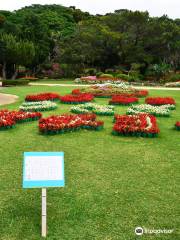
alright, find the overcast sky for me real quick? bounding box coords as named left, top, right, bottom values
left=0, top=0, right=179, bottom=19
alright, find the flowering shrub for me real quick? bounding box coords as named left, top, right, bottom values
left=60, top=93, right=94, bottom=104
left=109, top=95, right=138, bottom=105
left=72, top=84, right=148, bottom=98
left=19, top=101, right=57, bottom=112
left=76, top=76, right=124, bottom=84
left=126, top=104, right=174, bottom=117
left=145, top=97, right=176, bottom=106
left=39, top=114, right=104, bottom=134
left=175, top=122, right=180, bottom=131
left=0, top=110, right=42, bottom=130
left=25, top=93, right=60, bottom=102
left=113, top=114, right=159, bottom=137
left=71, top=103, right=115, bottom=116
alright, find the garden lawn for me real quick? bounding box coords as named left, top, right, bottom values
left=0, top=85, right=179, bottom=240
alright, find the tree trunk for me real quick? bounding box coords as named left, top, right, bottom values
left=2, top=62, right=6, bottom=79
left=11, top=64, right=18, bottom=80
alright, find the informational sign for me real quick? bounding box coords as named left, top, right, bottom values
left=23, top=152, right=65, bottom=188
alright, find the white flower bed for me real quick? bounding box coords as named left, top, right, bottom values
left=19, top=101, right=57, bottom=112
left=126, top=104, right=175, bottom=117
left=71, top=103, right=115, bottom=116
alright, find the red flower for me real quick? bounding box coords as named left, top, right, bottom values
left=0, top=109, right=42, bottom=130
left=39, top=114, right=104, bottom=134
left=60, top=93, right=94, bottom=104
left=113, top=114, right=159, bottom=137
left=109, top=95, right=138, bottom=105
left=145, top=97, right=175, bottom=105
left=25, top=93, right=60, bottom=101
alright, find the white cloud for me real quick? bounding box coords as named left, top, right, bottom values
left=0, top=0, right=179, bottom=19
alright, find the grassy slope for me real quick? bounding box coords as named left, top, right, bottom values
left=0, top=85, right=179, bottom=240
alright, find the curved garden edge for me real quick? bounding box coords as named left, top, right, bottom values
left=29, top=82, right=180, bottom=91
left=0, top=93, right=19, bottom=106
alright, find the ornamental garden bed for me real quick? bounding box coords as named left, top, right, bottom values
left=0, top=110, right=42, bottom=130
left=175, top=122, right=180, bottom=131
left=25, top=93, right=60, bottom=102
left=109, top=95, right=138, bottom=105
left=126, top=104, right=175, bottom=117
left=112, top=114, right=159, bottom=137
left=72, top=83, right=148, bottom=98
left=39, top=114, right=104, bottom=135
left=145, top=97, right=176, bottom=106
left=60, top=93, right=94, bottom=104
left=71, top=103, right=114, bottom=116
left=19, top=101, right=57, bottom=112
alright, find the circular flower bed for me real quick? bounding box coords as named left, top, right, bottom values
left=145, top=97, right=176, bottom=106
left=126, top=104, right=173, bottom=117
left=0, top=110, right=42, bottom=130
left=112, top=114, right=159, bottom=137
left=109, top=95, right=138, bottom=105
left=72, top=83, right=148, bottom=98
left=175, top=122, right=180, bottom=131
left=19, top=101, right=57, bottom=112
left=25, top=93, right=60, bottom=102
left=39, top=114, right=104, bottom=135
left=60, top=93, right=94, bottom=104
left=71, top=103, right=114, bottom=116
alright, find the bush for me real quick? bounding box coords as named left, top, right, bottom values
left=2, top=79, right=30, bottom=86
left=169, top=74, right=180, bottom=82
left=100, top=73, right=114, bottom=78
left=96, top=72, right=104, bottom=77
left=105, top=69, right=115, bottom=75
left=84, top=68, right=97, bottom=76
left=116, top=73, right=129, bottom=81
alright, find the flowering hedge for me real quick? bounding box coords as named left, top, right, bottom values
left=175, top=122, right=180, bottom=131
left=0, top=110, right=42, bottom=130
left=112, top=114, right=159, bottom=137
left=71, top=103, right=115, bottom=116
left=25, top=93, right=60, bottom=102
left=19, top=101, right=57, bottom=112
left=109, top=95, right=138, bottom=105
left=145, top=97, right=176, bottom=106
left=60, top=93, right=94, bottom=104
left=72, top=83, right=148, bottom=98
left=75, top=76, right=123, bottom=84
left=126, top=104, right=174, bottom=117
left=39, top=114, right=104, bottom=134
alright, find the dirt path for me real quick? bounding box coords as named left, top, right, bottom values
left=29, top=82, right=180, bottom=91
left=0, top=93, right=18, bottom=106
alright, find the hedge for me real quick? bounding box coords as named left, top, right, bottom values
left=2, top=79, right=30, bottom=86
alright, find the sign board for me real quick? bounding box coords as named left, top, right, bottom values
left=23, top=152, right=64, bottom=188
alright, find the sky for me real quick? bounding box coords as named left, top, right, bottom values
left=0, top=0, right=179, bottom=19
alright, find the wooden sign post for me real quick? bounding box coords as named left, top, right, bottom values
left=23, top=152, right=65, bottom=238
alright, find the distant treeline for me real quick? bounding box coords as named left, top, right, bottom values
left=0, top=4, right=179, bottom=79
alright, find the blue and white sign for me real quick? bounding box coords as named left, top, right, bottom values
left=23, top=152, right=65, bottom=188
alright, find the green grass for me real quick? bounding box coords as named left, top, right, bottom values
left=0, top=85, right=179, bottom=240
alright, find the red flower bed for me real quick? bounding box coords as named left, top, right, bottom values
left=145, top=97, right=175, bottom=105
left=39, top=113, right=104, bottom=134
left=72, top=88, right=148, bottom=98
left=136, top=90, right=149, bottom=97
left=175, top=122, right=180, bottom=131
left=0, top=110, right=42, bottom=130
left=60, top=93, right=94, bottom=104
left=109, top=95, right=138, bottom=105
left=113, top=114, right=159, bottom=137
left=25, top=93, right=60, bottom=102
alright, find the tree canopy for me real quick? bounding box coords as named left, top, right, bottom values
left=0, top=4, right=179, bottom=79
